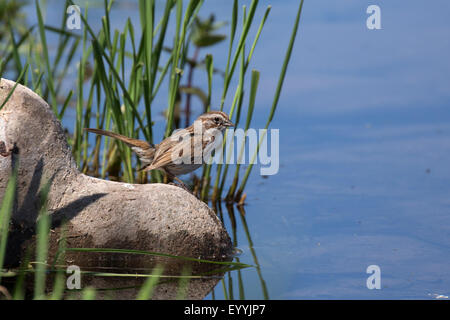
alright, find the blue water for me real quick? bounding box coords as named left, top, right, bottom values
left=20, top=0, right=450, bottom=299
left=205, top=0, right=450, bottom=300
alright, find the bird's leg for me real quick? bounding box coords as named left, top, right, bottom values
left=173, top=176, right=190, bottom=191
left=166, top=172, right=192, bottom=194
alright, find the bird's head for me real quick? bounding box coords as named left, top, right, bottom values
left=197, top=111, right=234, bottom=132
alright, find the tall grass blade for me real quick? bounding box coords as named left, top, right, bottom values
left=35, top=0, right=57, bottom=113
left=200, top=54, right=214, bottom=200
left=227, top=69, right=259, bottom=200
left=0, top=160, right=18, bottom=284
left=12, top=250, right=32, bottom=300
left=68, top=0, right=147, bottom=139
left=0, top=63, right=29, bottom=111
left=213, top=4, right=269, bottom=201
left=176, top=265, right=191, bottom=300
left=245, top=5, right=271, bottom=70
left=33, top=178, right=53, bottom=300
left=165, top=0, right=203, bottom=137
left=142, top=0, right=155, bottom=139
left=237, top=205, right=269, bottom=299
left=216, top=32, right=247, bottom=200
left=136, top=265, right=164, bottom=300
left=7, top=21, right=23, bottom=75
left=222, top=0, right=238, bottom=85
left=49, top=226, right=67, bottom=300
left=236, top=0, right=304, bottom=200
left=81, top=287, right=96, bottom=300
left=220, top=0, right=259, bottom=108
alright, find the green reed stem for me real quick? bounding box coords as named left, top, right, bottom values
left=82, top=287, right=97, bottom=300
left=35, top=0, right=57, bottom=114
left=0, top=161, right=18, bottom=284
left=69, top=0, right=148, bottom=141
left=34, top=179, right=52, bottom=300
left=220, top=0, right=259, bottom=109
left=220, top=0, right=238, bottom=105
left=136, top=265, right=164, bottom=300
left=200, top=54, right=214, bottom=200
left=0, top=63, right=28, bottom=111
left=176, top=265, right=192, bottom=300
left=236, top=205, right=269, bottom=299
left=213, top=5, right=270, bottom=202
left=235, top=0, right=305, bottom=200
left=165, top=0, right=203, bottom=137
left=227, top=70, right=259, bottom=200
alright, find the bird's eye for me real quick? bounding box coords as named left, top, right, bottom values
left=214, top=117, right=220, bottom=123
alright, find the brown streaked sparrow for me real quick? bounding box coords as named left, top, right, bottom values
left=85, top=111, right=234, bottom=190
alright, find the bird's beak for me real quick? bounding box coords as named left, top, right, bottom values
left=225, top=120, right=234, bottom=127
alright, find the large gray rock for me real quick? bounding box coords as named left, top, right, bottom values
left=0, top=78, right=233, bottom=299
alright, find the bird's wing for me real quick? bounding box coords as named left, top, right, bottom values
left=142, top=130, right=196, bottom=171
left=143, top=137, right=179, bottom=171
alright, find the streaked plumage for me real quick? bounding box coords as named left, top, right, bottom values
left=85, top=111, right=234, bottom=188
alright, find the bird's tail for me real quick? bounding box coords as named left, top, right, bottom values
left=84, top=128, right=156, bottom=164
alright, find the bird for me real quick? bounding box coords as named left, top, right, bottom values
left=84, top=111, right=234, bottom=190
